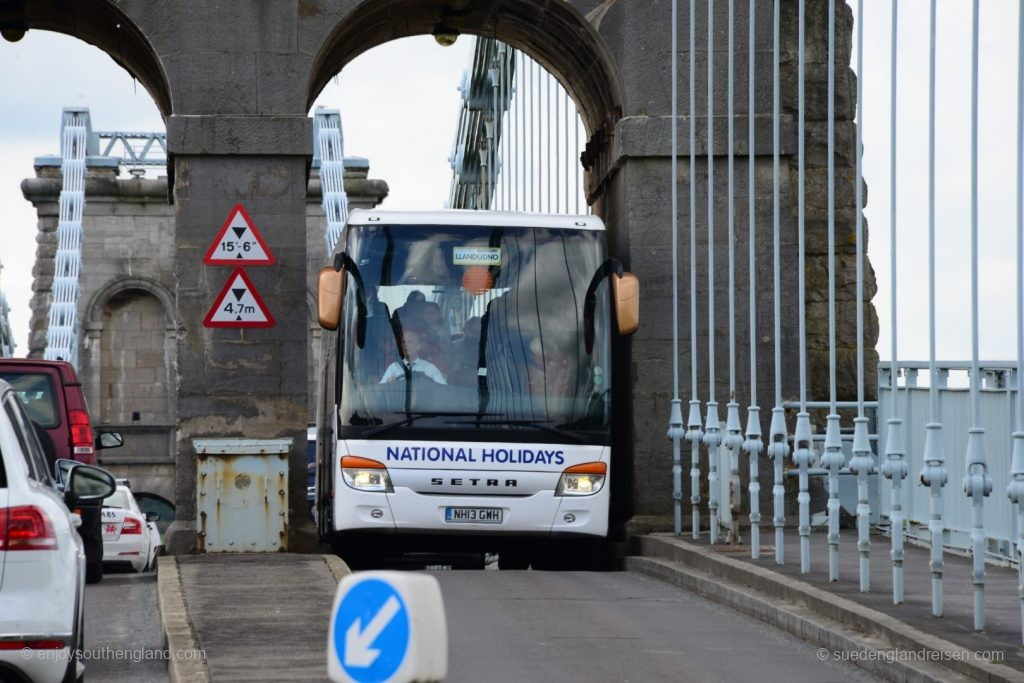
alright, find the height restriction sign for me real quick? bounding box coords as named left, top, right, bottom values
left=203, top=268, right=275, bottom=328
left=203, top=203, right=276, bottom=265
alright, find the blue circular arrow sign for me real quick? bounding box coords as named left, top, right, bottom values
left=333, top=578, right=410, bottom=682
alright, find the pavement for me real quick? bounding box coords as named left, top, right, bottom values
left=158, top=553, right=349, bottom=682
left=631, top=529, right=1024, bottom=682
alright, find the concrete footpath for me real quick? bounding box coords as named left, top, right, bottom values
left=631, top=531, right=1024, bottom=682
left=157, top=554, right=349, bottom=682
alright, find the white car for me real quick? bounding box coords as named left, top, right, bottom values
left=0, top=378, right=116, bottom=683
left=101, top=484, right=159, bottom=573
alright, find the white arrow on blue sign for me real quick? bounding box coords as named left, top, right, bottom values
left=328, top=571, right=447, bottom=683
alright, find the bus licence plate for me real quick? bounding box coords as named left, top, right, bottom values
left=444, top=507, right=503, bottom=524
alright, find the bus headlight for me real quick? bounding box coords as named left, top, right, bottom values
left=340, top=456, right=393, bottom=493
left=555, top=462, right=607, bottom=496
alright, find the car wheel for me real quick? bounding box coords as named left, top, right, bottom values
left=85, top=559, right=103, bottom=584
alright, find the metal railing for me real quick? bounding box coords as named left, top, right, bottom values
left=665, top=0, right=1024, bottom=641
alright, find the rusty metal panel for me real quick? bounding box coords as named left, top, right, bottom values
left=194, top=439, right=291, bottom=553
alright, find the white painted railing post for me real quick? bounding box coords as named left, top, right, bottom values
left=849, top=416, right=873, bottom=592
left=793, top=411, right=814, bottom=573
left=769, top=407, right=789, bottom=565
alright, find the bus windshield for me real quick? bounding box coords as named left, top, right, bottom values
left=335, top=223, right=612, bottom=445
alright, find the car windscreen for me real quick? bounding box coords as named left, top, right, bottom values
left=0, top=372, right=59, bottom=428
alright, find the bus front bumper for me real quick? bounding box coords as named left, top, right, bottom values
left=333, top=484, right=609, bottom=538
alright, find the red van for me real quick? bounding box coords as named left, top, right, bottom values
left=0, top=359, right=121, bottom=582
left=0, top=358, right=96, bottom=465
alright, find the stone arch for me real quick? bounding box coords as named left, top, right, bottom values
left=80, top=278, right=178, bottom=507
left=306, top=0, right=622, bottom=140
left=86, top=277, right=176, bottom=328
left=10, top=0, right=173, bottom=115
left=82, top=278, right=176, bottom=439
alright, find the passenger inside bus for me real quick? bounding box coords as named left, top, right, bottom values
left=449, top=316, right=483, bottom=386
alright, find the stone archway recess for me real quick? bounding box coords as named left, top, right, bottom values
left=83, top=280, right=178, bottom=504
left=7, top=1, right=862, bottom=550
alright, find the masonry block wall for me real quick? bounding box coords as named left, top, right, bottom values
left=21, top=162, right=387, bottom=507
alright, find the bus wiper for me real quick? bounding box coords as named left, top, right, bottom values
left=444, top=419, right=585, bottom=443
left=362, top=412, right=501, bottom=438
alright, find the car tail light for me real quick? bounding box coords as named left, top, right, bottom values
left=69, top=409, right=95, bottom=460
left=0, top=640, right=65, bottom=650
left=0, top=505, right=58, bottom=550
left=121, top=516, right=143, bottom=535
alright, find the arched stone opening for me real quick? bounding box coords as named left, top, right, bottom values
left=306, top=0, right=623, bottom=206
left=9, top=0, right=172, bottom=115
left=82, top=279, right=177, bottom=504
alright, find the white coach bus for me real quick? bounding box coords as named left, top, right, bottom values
left=313, top=210, right=638, bottom=569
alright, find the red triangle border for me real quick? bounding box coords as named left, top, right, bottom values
left=203, top=203, right=277, bottom=266
left=203, top=267, right=276, bottom=328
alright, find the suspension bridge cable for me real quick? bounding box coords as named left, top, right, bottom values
left=687, top=0, right=704, bottom=540
left=705, top=0, right=722, bottom=545
left=964, top=0, right=993, bottom=631
left=794, top=0, right=814, bottom=575
left=821, top=0, right=845, bottom=583
left=743, top=0, right=763, bottom=560
left=669, top=0, right=684, bottom=538
left=919, top=0, right=948, bottom=618
left=769, top=0, right=788, bottom=565
left=882, top=0, right=909, bottom=607
left=724, top=0, right=743, bottom=546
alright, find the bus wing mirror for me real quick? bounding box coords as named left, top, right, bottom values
left=612, top=272, right=639, bottom=336
left=317, top=266, right=345, bottom=330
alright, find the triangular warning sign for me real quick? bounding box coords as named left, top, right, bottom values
left=203, top=268, right=275, bottom=328
left=203, top=204, right=276, bottom=266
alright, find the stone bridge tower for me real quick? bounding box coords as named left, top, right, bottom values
left=6, top=0, right=873, bottom=551
left=22, top=149, right=388, bottom=505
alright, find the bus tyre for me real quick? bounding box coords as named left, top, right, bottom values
left=497, top=548, right=530, bottom=570
left=331, top=534, right=384, bottom=570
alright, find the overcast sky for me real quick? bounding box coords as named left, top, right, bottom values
left=0, top=1, right=1021, bottom=368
